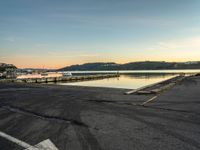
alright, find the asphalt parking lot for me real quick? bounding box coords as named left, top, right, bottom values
left=0, top=76, right=200, bottom=150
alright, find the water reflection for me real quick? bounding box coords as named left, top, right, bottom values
left=17, top=70, right=200, bottom=89
left=56, top=74, right=177, bottom=89
left=123, top=73, right=175, bottom=79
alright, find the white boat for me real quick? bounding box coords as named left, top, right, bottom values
left=62, top=72, right=72, bottom=77
left=41, top=72, right=48, bottom=76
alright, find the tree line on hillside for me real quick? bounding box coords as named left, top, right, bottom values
left=0, top=63, right=17, bottom=72
left=58, top=61, right=200, bottom=71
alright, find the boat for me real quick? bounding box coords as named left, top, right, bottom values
left=0, top=73, right=3, bottom=77
left=41, top=72, right=48, bottom=76
left=62, top=72, right=72, bottom=77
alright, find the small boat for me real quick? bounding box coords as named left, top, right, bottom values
left=41, top=72, right=48, bottom=76
left=62, top=72, right=72, bottom=77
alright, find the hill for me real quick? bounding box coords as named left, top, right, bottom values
left=0, top=63, right=17, bottom=72
left=58, top=61, right=200, bottom=71
left=59, top=62, right=120, bottom=71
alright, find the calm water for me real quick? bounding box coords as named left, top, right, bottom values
left=18, top=69, right=200, bottom=89
left=56, top=74, right=177, bottom=89
left=69, top=69, right=200, bottom=74
left=55, top=69, right=200, bottom=89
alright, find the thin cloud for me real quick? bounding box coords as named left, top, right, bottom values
left=47, top=51, right=101, bottom=58
left=35, top=43, right=48, bottom=47
left=4, top=37, right=15, bottom=42
left=148, top=36, right=200, bottom=51
left=0, top=56, right=7, bottom=59
left=4, top=36, right=24, bottom=42
left=48, top=12, right=176, bottom=27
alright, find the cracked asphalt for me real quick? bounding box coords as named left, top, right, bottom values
left=0, top=76, right=200, bottom=150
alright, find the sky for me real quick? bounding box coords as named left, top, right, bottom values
left=0, top=0, right=200, bottom=69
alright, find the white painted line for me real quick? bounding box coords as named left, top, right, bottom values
left=0, top=131, right=59, bottom=150
left=26, top=139, right=59, bottom=150
left=0, top=131, right=32, bottom=149
left=142, top=96, right=158, bottom=106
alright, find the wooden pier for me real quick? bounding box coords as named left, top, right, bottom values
left=4, top=74, right=120, bottom=83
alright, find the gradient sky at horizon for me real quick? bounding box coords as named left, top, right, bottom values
left=1, top=0, right=200, bottom=68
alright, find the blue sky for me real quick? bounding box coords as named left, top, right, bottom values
left=0, top=0, right=200, bottom=68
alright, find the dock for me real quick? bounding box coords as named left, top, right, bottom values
left=0, top=74, right=120, bottom=83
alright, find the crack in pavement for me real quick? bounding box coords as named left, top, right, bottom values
left=88, top=99, right=200, bottom=115
left=0, top=103, right=103, bottom=150
left=0, top=104, right=88, bottom=128
left=90, top=103, right=200, bottom=149
left=143, top=105, right=200, bottom=115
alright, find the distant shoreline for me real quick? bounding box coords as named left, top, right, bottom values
left=59, top=61, right=200, bottom=71
left=60, top=69, right=200, bottom=74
